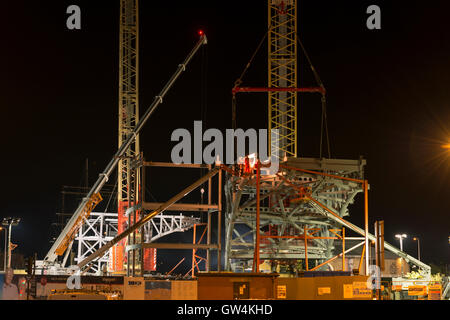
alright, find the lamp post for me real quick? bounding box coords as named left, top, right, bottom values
left=2, top=217, right=21, bottom=269
left=395, top=234, right=407, bottom=276
left=1, top=226, right=5, bottom=272
left=395, top=234, right=407, bottom=251
left=413, top=237, right=421, bottom=261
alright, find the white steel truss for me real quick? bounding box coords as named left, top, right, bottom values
left=75, top=212, right=118, bottom=275
left=143, top=214, right=201, bottom=243
left=75, top=212, right=200, bottom=275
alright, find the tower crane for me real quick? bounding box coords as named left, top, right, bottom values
left=116, top=0, right=140, bottom=274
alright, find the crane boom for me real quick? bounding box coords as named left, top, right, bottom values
left=44, top=33, right=208, bottom=263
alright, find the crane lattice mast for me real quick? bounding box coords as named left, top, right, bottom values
left=116, top=0, right=140, bottom=273
left=268, top=0, right=298, bottom=159
left=118, top=0, right=140, bottom=206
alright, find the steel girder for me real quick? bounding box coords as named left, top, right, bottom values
left=142, top=214, right=200, bottom=243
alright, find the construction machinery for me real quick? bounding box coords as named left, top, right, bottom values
left=116, top=0, right=142, bottom=274
left=40, top=1, right=209, bottom=277
left=225, top=0, right=431, bottom=277
left=41, top=0, right=431, bottom=284
left=43, top=27, right=208, bottom=273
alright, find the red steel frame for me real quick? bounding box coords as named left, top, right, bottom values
left=231, top=86, right=326, bottom=95
left=278, top=164, right=370, bottom=274
left=252, top=160, right=261, bottom=272
left=189, top=223, right=208, bottom=277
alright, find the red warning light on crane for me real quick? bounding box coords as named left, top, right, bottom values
left=198, top=30, right=204, bottom=36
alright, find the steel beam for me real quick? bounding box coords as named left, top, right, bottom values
left=142, top=202, right=218, bottom=212
left=128, top=243, right=219, bottom=250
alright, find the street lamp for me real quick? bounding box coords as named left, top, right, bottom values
left=395, top=234, right=407, bottom=251
left=413, top=237, right=421, bottom=261
left=2, top=217, right=21, bottom=269
left=395, top=234, right=407, bottom=276
left=0, top=226, right=5, bottom=271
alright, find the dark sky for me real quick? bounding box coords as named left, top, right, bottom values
left=1, top=1, right=449, bottom=270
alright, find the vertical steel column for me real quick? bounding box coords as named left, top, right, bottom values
left=7, top=224, right=12, bottom=268
left=133, top=207, right=136, bottom=276
left=127, top=208, right=131, bottom=276
left=304, top=225, right=308, bottom=271
left=342, top=227, right=345, bottom=271
left=139, top=158, right=145, bottom=276
left=253, top=161, right=261, bottom=272
left=207, top=164, right=212, bottom=271
left=217, top=168, right=222, bottom=271
left=192, top=224, right=197, bottom=277
left=364, top=180, right=369, bottom=275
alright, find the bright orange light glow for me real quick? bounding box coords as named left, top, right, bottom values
left=441, top=144, right=450, bottom=149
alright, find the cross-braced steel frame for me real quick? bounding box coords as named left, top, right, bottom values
left=75, top=212, right=118, bottom=275
left=224, top=157, right=367, bottom=272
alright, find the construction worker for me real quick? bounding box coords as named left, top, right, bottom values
left=2, top=267, right=19, bottom=300
left=244, top=156, right=251, bottom=174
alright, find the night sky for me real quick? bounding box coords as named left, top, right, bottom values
left=1, top=1, right=449, bottom=271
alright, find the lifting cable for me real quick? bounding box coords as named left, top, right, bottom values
left=296, top=33, right=331, bottom=159
left=234, top=29, right=270, bottom=89
left=232, top=28, right=271, bottom=130
left=103, top=175, right=118, bottom=213
left=231, top=25, right=332, bottom=160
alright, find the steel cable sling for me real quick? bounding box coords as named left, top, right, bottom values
left=230, top=24, right=331, bottom=159
left=295, top=33, right=331, bottom=159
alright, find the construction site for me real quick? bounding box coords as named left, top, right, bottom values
left=1, top=1, right=449, bottom=302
